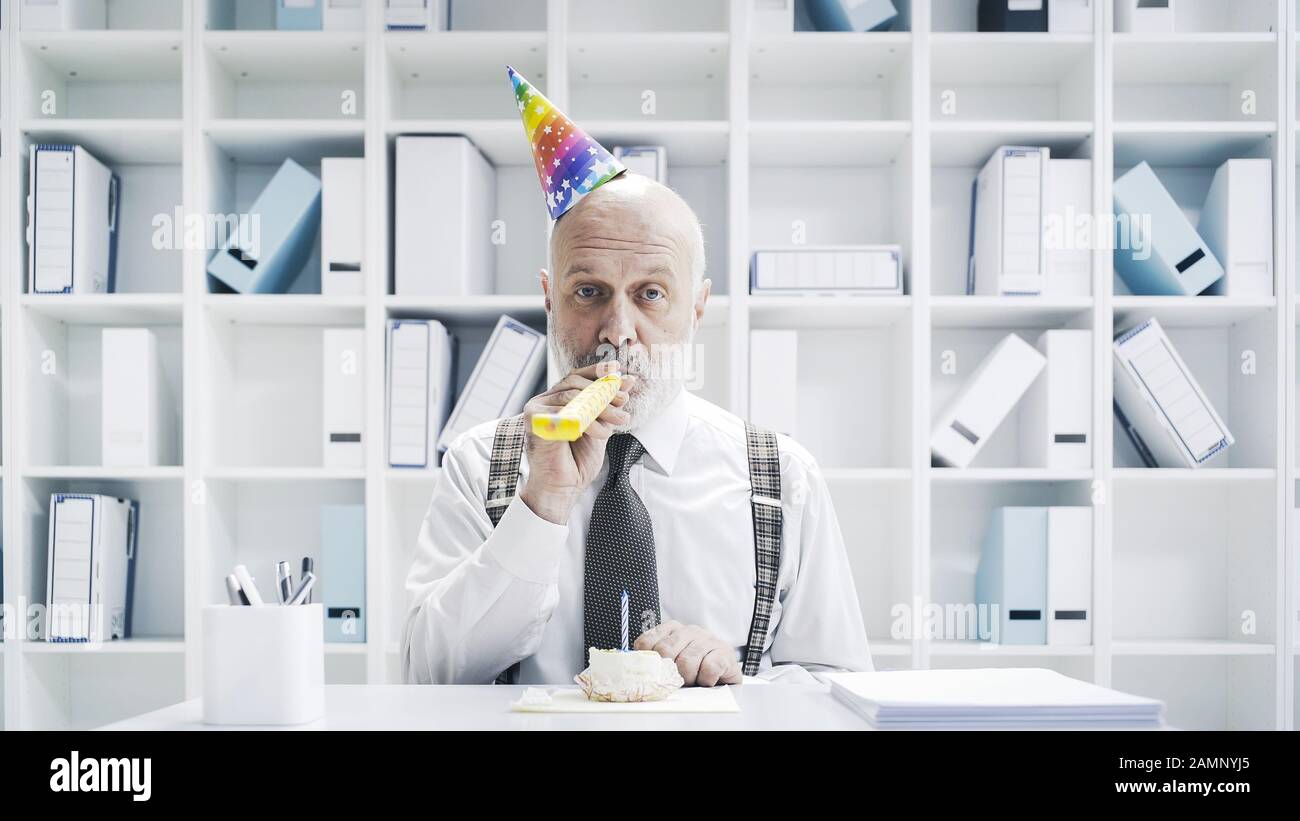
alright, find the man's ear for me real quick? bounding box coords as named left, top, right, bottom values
left=540, top=269, right=552, bottom=313
left=693, top=277, right=712, bottom=329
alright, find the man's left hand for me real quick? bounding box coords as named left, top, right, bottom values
left=633, top=620, right=743, bottom=687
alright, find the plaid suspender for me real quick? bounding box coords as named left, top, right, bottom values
left=742, top=422, right=783, bottom=676
left=486, top=415, right=526, bottom=527
left=487, top=414, right=526, bottom=683
left=482, top=415, right=783, bottom=680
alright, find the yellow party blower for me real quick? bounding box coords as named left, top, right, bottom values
left=531, top=373, right=623, bottom=441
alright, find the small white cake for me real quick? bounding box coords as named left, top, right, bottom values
left=575, top=648, right=684, bottom=702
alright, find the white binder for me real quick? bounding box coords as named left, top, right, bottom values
left=436, top=315, right=546, bottom=452
left=323, top=328, right=366, bottom=468
left=931, top=333, right=1046, bottom=468
left=969, top=146, right=1047, bottom=296
left=1113, top=317, right=1233, bottom=468
left=20, top=0, right=105, bottom=29
left=1199, top=159, right=1273, bottom=297
left=1047, top=506, right=1092, bottom=646
left=385, top=0, right=446, bottom=30
left=46, top=494, right=136, bottom=643
left=613, top=145, right=668, bottom=184
left=321, top=157, right=365, bottom=295
left=1048, top=0, right=1092, bottom=32
left=102, top=328, right=171, bottom=467
left=750, top=246, right=903, bottom=295
left=27, top=144, right=119, bottom=294
left=749, top=330, right=798, bottom=437
left=323, top=0, right=363, bottom=29
left=1019, top=329, right=1091, bottom=469
left=387, top=319, right=456, bottom=469
left=395, top=136, right=496, bottom=296
left=1115, top=0, right=1173, bottom=33
left=1044, top=158, right=1092, bottom=297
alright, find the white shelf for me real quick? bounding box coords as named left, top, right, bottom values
left=749, top=121, right=910, bottom=166
left=19, top=30, right=184, bottom=81
left=748, top=295, right=909, bottom=329
left=204, top=294, right=366, bottom=325
left=1113, top=295, right=1276, bottom=328
left=930, top=121, right=1094, bottom=166
left=204, top=467, right=366, bottom=482
left=2, top=0, right=1297, bottom=733
left=385, top=118, right=529, bottom=165
left=22, top=639, right=185, bottom=655
left=928, top=640, right=1094, bottom=657
left=930, top=296, right=1093, bottom=329
left=1112, top=639, right=1279, bottom=657
left=1112, top=121, right=1278, bottom=166
left=930, top=468, right=1093, bottom=483
left=930, top=33, right=1093, bottom=85
left=21, top=466, right=184, bottom=481
left=577, top=120, right=730, bottom=164
left=203, top=30, right=365, bottom=75
left=20, top=293, right=184, bottom=325
left=1112, top=468, right=1278, bottom=483
left=203, top=119, right=364, bottom=162
left=1113, top=32, right=1277, bottom=84
left=20, top=118, right=183, bottom=162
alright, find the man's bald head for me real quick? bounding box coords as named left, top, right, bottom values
left=549, top=173, right=706, bottom=297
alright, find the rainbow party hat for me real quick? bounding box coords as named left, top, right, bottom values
left=508, top=65, right=625, bottom=220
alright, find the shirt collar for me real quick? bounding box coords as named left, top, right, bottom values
left=629, top=387, right=690, bottom=477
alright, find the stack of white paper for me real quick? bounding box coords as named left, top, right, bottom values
left=824, top=668, right=1165, bottom=729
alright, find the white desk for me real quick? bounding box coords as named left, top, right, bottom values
left=99, top=683, right=871, bottom=731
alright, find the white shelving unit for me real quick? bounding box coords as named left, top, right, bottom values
left=1, top=0, right=1299, bottom=730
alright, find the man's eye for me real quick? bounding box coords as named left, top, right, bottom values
left=576, top=286, right=599, bottom=298
left=643, top=288, right=663, bottom=301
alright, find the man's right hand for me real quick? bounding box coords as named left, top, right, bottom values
left=518, top=360, right=635, bottom=524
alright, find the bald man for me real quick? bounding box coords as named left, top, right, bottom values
left=402, top=174, right=873, bottom=686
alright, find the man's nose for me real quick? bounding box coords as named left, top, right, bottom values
left=598, top=296, right=638, bottom=349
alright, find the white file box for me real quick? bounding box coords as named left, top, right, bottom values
left=202, top=603, right=325, bottom=726
left=969, top=146, right=1048, bottom=296
left=931, top=333, right=1046, bottom=468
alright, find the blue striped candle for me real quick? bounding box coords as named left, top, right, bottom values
left=620, top=589, right=629, bottom=652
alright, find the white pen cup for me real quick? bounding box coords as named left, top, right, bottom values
left=202, top=603, right=325, bottom=725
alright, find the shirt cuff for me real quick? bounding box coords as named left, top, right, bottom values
left=483, top=495, right=570, bottom=585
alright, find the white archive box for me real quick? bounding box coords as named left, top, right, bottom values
left=750, top=246, right=903, bottom=295
left=394, top=135, right=496, bottom=296
left=969, top=145, right=1047, bottom=296
left=931, top=333, right=1047, bottom=468
left=202, top=604, right=326, bottom=726
left=1113, top=317, right=1233, bottom=468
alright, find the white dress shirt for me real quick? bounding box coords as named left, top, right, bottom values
left=401, top=387, right=874, bottom=685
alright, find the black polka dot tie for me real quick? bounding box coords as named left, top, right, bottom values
left=583, top=433, right=661, bottom=668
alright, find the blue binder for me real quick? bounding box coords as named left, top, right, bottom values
left=975, top=507, right=1047, bottom=645
left=207, top=158, right=322, bottom=294
left=276, top=0, right=323, bottom=30
left=1113, top=161, right=1224, bottom=296
left=803, top=0, right=897, bottom=31
left=322, top=504, right=365, bottom=643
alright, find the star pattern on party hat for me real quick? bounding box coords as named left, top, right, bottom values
left=508, top=65, right=625, bottom=220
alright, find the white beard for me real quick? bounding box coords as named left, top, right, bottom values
left=548, top=328, right=691, bottom=433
